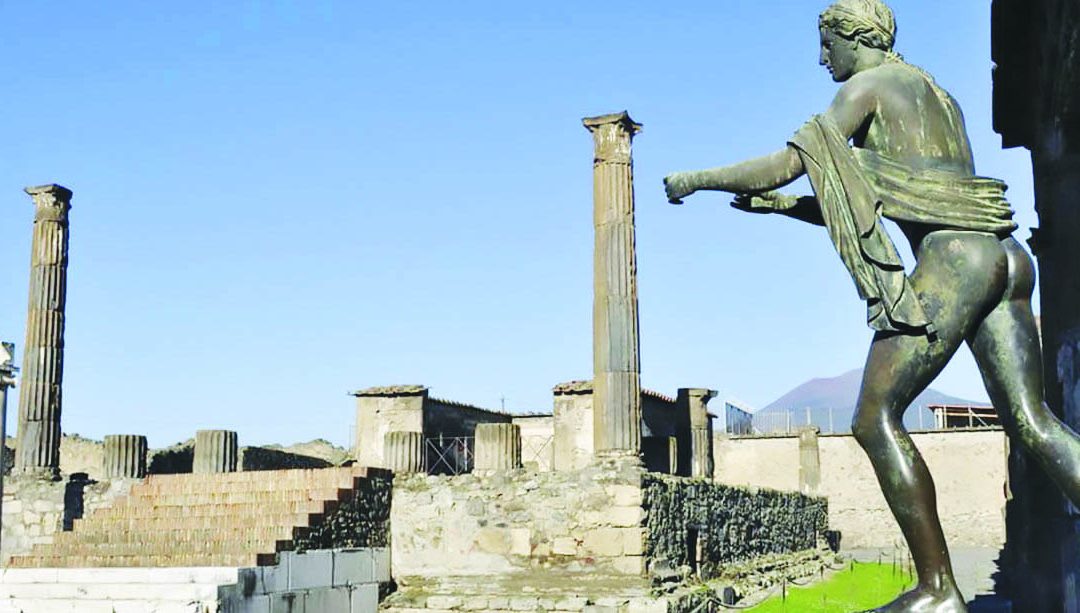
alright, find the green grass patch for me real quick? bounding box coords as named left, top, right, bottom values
left=749, top=561, right=915, bottom=612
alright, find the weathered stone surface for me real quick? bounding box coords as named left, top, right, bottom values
left=474, top=424, right=521, bottom=471
left=15, top=184, right=73, bottom=479
left=193, top=430, right=238, bottom=474
left=103, top=435, right=148, bottom=479
left=384, top=431, right=424, bottom=474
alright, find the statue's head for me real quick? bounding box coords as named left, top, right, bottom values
left=818, top=0, right=896, bottom=82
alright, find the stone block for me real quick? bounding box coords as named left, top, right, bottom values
left=350, top=584, right=379, bottom=613
left=333, top=549, right=374, bottom=586
left=475, top=528, right=512, bottom=555
left=427, top=595, right=464, bottom=609
left=288, top=550, right=333, bottom=590
left=552, top=537, right=578, bottom=556
left=622, top=528, right=645, bottom=555
left=509, top=529, right=531, bottom=556
left=608, top=506, right=643, bottom=527
left=583, top=528, right=623, bottom=556
left=306, top=586, right=350, bottom=612
left=610, top=556, right=645, bottom=575
left=373, top=548, right=390, bottom=583
left=510, top=596, right=538, bottom=610
left=259, top=564, right=288, bottom=594
left=461, top=596, right=489, bottom=610
left=270, top=591, right=306, bottom=613
left=487, top=596, right=510, bottom=609
left=608, top=485, right=642, bottom=507
left=554, top=596, right=589, bottom=610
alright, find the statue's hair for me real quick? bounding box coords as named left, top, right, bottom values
left=819, top=0, right=896, bottom=52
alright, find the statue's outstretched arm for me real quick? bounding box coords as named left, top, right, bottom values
left=664, top=73, right=876, bottom=205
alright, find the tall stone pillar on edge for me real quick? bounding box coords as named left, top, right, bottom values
left=583, top=112, right=643, bottom=459
left=15, top=185, right=73, bottom=479
left=678, top=388, right=717, bottom=478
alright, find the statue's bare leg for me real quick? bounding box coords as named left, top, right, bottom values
left=853, top=230, right=1009, bottom=613
left=968, top=238, right=1080, bottom=506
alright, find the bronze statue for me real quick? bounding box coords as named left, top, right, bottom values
left=664, top=1, right=1080, bottom=611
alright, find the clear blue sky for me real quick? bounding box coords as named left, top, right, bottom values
left=0, top=2, right=1035, bottom=448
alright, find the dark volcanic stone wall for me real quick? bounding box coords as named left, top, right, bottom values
left=643, top=474, right=827, bottom=579
left=291, top=473, right=392, bottom=552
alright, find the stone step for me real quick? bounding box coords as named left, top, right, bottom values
left=49, top=525, right=309, bottom=545
left=72, top=511, right=324, bottom=531
left=92, top=500, right=334, bottom=519
left=8, top=553, right=270, bottom=569
left=107, top=487, right=351, bottom=506
left=133, top=474, right=364, bottom=496
left=140, top=466, right=381, bottom=486
left=28, top=539, right=290, bottom=558
left=383, top=575, right=665, bottom=613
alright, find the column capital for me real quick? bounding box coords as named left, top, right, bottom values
left=583, top=111, right=642, bottom=163
left=678, top=388, right=718, bottom=402
left=25, top=184, right=72, bottom=222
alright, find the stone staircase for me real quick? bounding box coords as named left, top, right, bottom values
left=7, top=466, right=386, bottom=569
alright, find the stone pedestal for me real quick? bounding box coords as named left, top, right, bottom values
left=583, top=111, right=643, bottom=458
left=103, top=435, right=148, bottom=479
left=193, top=430, right=238, bottom=474
left=352, top=385, right=428, bottom=469
left=474, top=423, right=521, bottom=471
left=798, top=427, right=821, bottom=496
left=384, top=431, right=424, bottom=474
left=15, top=185, right=73, bottom=479
left=678, top=388, right=717, bottom=478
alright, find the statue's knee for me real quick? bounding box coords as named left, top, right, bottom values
left=851, top=411, right=884, bottom=448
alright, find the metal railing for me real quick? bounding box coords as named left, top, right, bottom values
left=749, top=406, right=941, bottom=436
left=425, top=436, right=474, bottom=475
left=522, top=435, right=553, bottom=467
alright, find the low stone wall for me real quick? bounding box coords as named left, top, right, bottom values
left=1, top=475, right=134, bottom=563
left=391, top=458, right=648, bottom=580
left=643, top=474, right=827, bottom=582
left=713, top=429, right=1008, bottom=549
left=240, top=447, right=333, bottom=471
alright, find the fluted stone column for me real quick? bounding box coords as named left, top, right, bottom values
left=103, top=435, right=148, bottom=479
left=583, top=111, right=643, bottom=457
left=194, top=430, right=238, bottom=474
left=679, top=388, right=717, bottom=478
left=15, top=185, right=73, bottom=478
left=474, top=423, right=522, bottom=471
left=384, top=431, right=424, bottom=474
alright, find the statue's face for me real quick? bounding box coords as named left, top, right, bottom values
left=819, top=27, right=858, bottom=82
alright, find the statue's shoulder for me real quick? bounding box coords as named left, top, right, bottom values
left=841, top=63, right=922, bottom=99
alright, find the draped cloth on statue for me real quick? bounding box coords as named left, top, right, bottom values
left=763, top=114, right=1017, bottom=334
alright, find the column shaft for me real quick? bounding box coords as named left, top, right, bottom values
left=15, top=185, right=73, bottom=478
left=194, top=430, right=239, bottom=474
left=584, top=112, right=643, bottom=456
left=474, top=423, right=521, bottom=471
left=383, top=431, right=424, bottom=474
left=104, top=435, right=148, bottom=479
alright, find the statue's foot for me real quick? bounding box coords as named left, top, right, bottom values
left=862, top=585, right=967, bottom=613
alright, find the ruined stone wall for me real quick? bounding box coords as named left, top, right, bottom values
left=552, top=389, right=593, bottom=471
left=1, top=475, right=134, bottom=563
left=713, top=430, right=1008, bottom=548
left=643, top=474, right=827, bottom=580
left=390, top=460, right=648, bottom=580
left=239, top=447, right=334, bottom=471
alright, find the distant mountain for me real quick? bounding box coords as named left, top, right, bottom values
left=756, top=368, right=987, bottom=433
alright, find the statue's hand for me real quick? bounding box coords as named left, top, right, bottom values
left=664, top=172, right=696, bottom=205
left=731, top=191, right=797, bottom=213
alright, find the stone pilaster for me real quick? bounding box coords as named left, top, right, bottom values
left=678, top=388, right=717, bottom=478
left=193, top=430, right=238, bottom=474
left=352, top=385, right=428, bottom=468
left=474, top=423, right=522, bottom=471
left=384, top=431, right=424, bottom=474
left=15, top=185, right=73, bottom=479
left=583, top=111, right=643, bottom=457
left=103, top=435, right=148, bottom=479
left=798, top=427, right=821, bottom=496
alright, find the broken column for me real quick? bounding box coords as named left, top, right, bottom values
left=583, top=111, right=643, bottom=458
left=383, top=431, right=424, bottom=474
left=15, top=184, right=73, bottom=478
left=103, top=435, right=148, bottom=479
left=798, top=427, right=822, bottom=496
left=678, top=388, right=717, bottom=478
left=194, top=430, right=238, bottom=474
left=474, top=423, right=521, bottom=471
